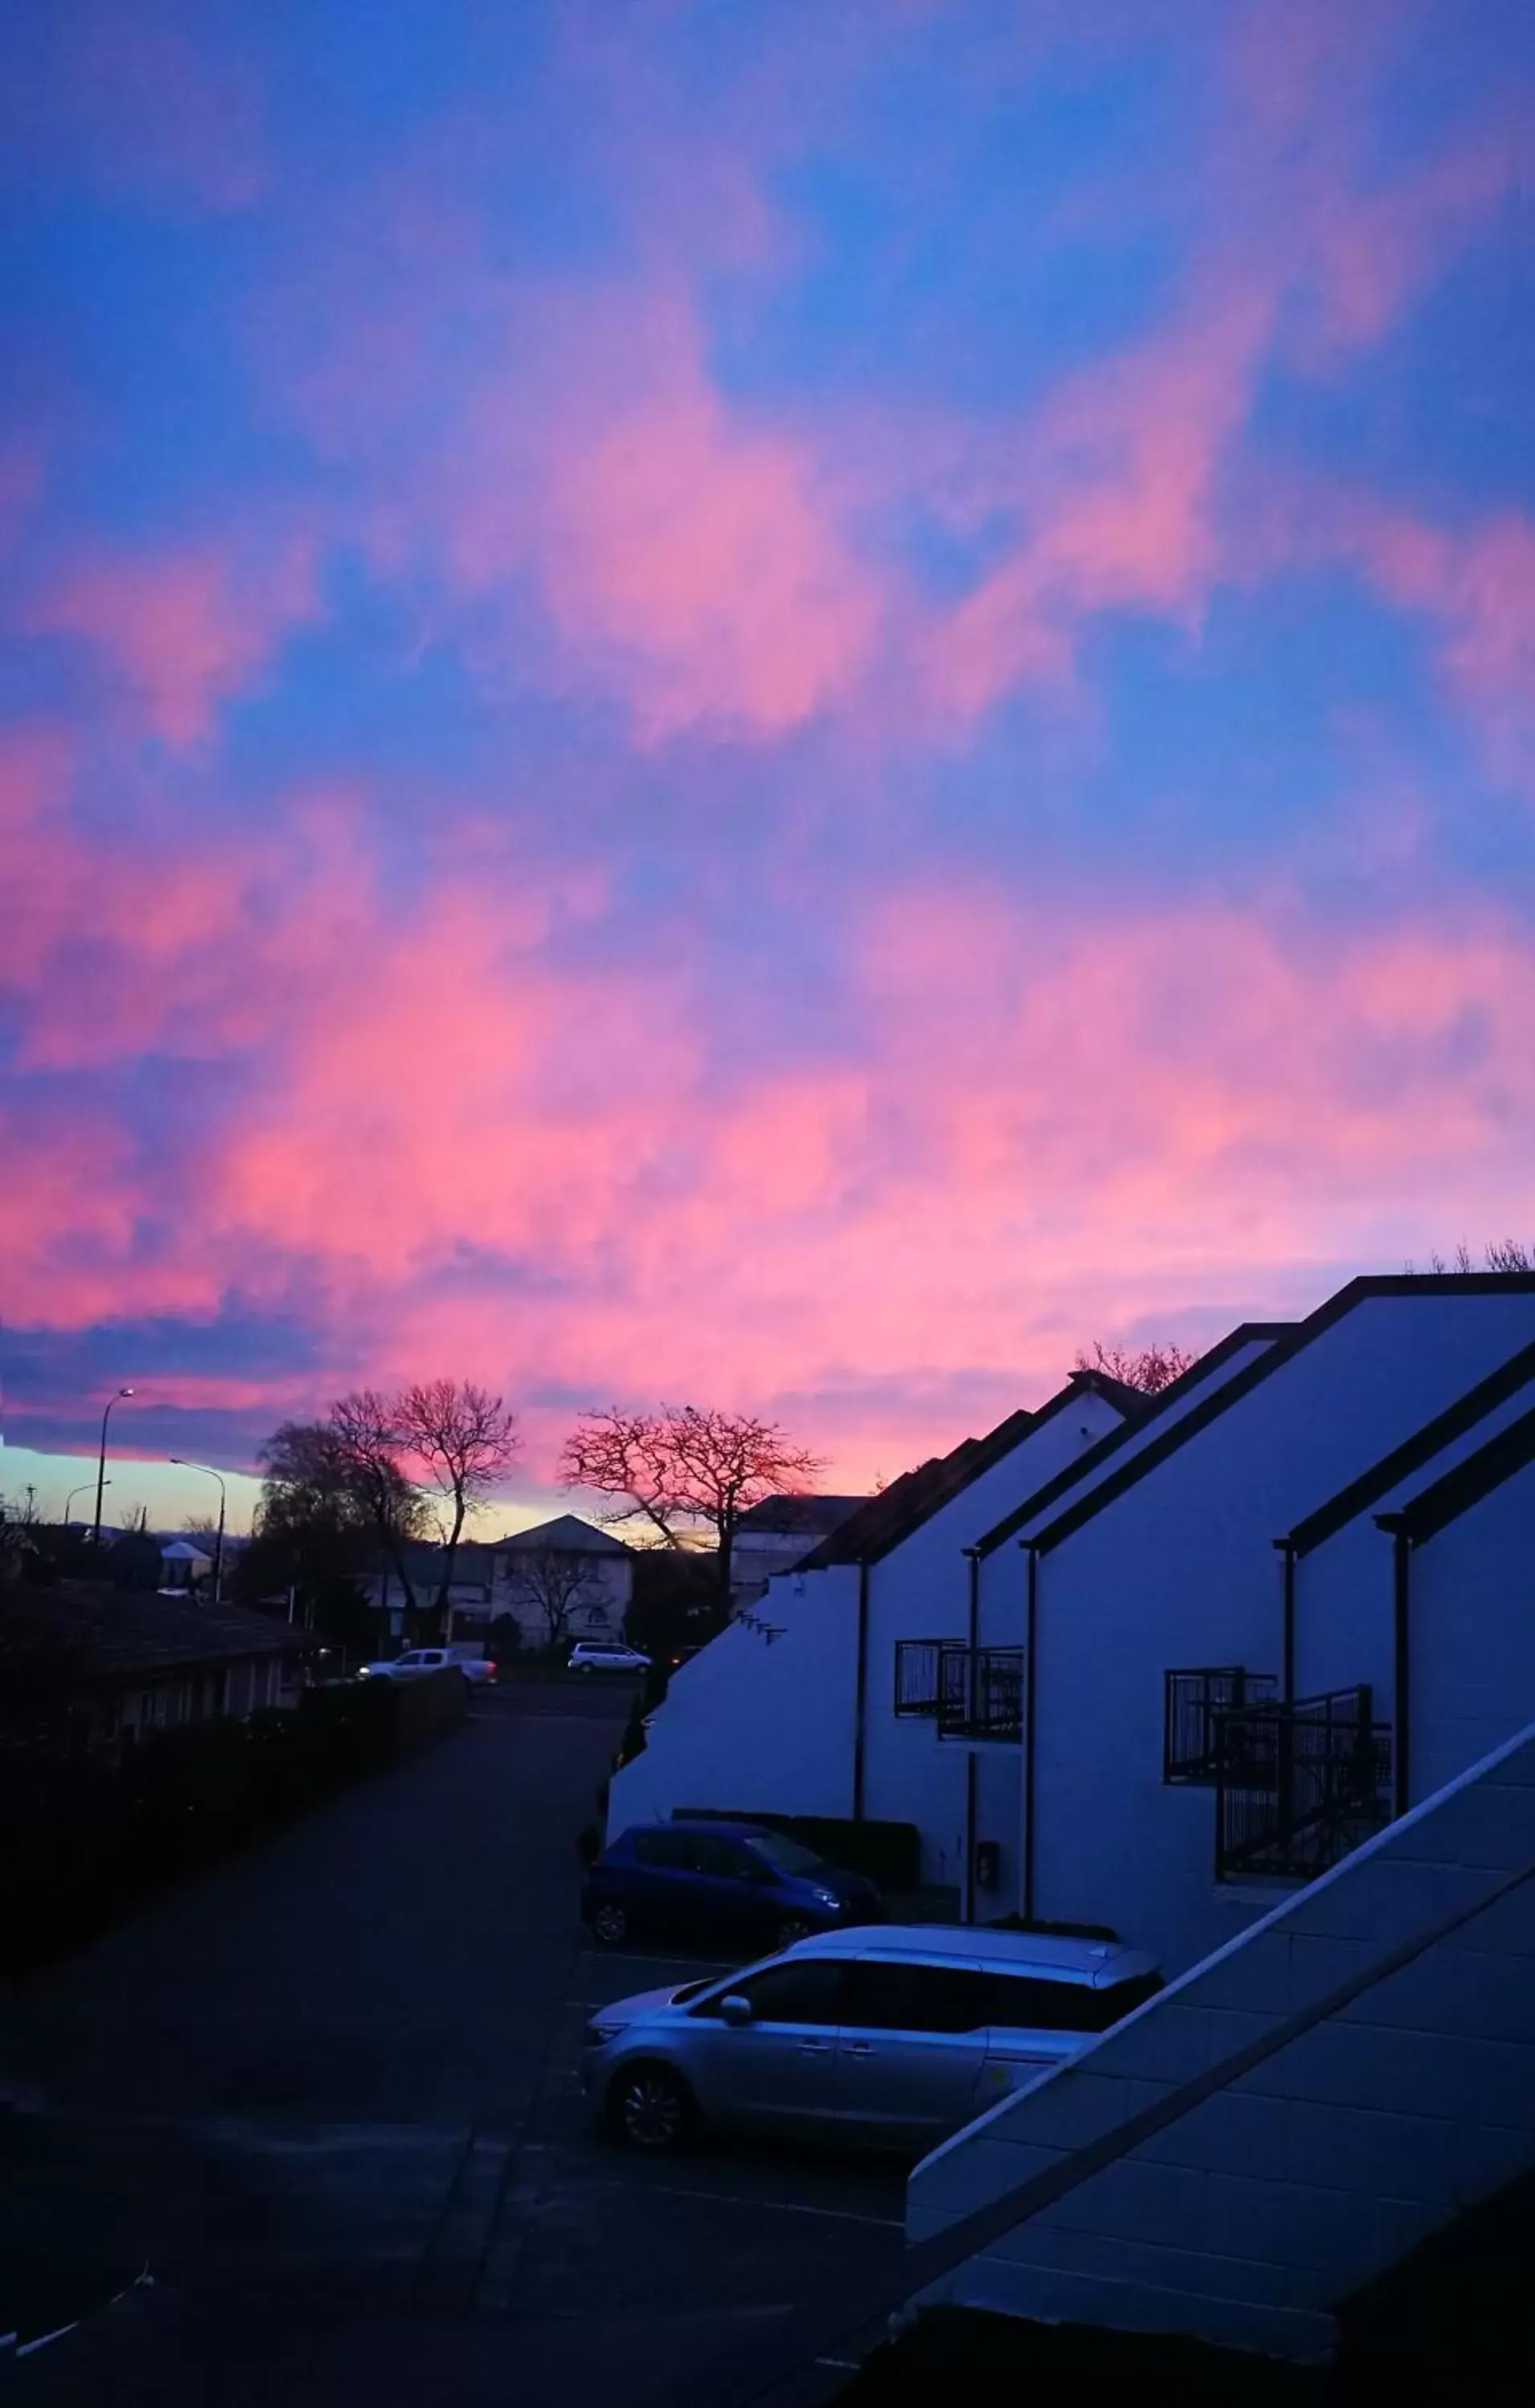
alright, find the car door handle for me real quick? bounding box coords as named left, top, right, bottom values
left=796, top=2040, right=832, bottom=2056
left=845, top=2041, right=875, bottom=2057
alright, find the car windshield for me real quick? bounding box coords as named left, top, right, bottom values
left=743, top=1832, right=825, bottom=1877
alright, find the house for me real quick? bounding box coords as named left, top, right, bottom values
left=158, top=1539, right=214, bottom=1595
left=606, top=1369, right=1145, bottom=1900
left=2, top=1580, right=306, bottom=1747
left=361, top=1542, right=499, bottom=1641
left=728, top=1494, right=868, bottom=1611
left=491, top=1514, right=633, bottom=1651
left=1005, top=1272, right=1535, bottom=1974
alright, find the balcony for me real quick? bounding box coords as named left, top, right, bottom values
left=894, top=1639, right=945, bottom=1717
left=938, top=1645, right=1024, bottom=1743
left=893, top=1642, right=1024, bottom=1740
left=1164, top=1666, right=1278, bottom=1783
left=1215, top=1686, right=1392, bottom=1881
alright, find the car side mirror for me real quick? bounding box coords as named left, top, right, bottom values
left=719, top=1995, right=753, bottom=2028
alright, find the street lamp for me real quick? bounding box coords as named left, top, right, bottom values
left=170, top=1458, right=226, bottom=1602
left=64, top=1478, right=106, bottom=1527
left=93, top=1387, right=135, bottom=1548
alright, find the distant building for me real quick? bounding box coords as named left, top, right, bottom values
left=360, top=1516, right=633, bottom=1652
left=728, top=1494, right=869, bottom=1611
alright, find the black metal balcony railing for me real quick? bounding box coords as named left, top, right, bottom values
left=1215, top=1685, right=1392, bottom=1881
left=893, top=1641, right=1024, bottom=1739
left=894, top=1639, right=944, bottom=1717
left=1163, top=1666, right=1279, bottom=1783
left=938, top=1645, right=1024, bottom=1743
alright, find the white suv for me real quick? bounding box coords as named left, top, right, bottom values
left=568, top=1641, right=651, bottom=1676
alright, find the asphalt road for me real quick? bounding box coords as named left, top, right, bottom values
left=0, top=1678, right=905, bottom=2403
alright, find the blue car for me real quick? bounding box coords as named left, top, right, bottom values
left=582, top=1820, right=883, bottom=1953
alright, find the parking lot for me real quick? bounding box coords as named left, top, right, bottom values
left=0, top=1674, right=906, bottom=2404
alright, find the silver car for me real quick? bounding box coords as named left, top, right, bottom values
left=581, top=1925, right=1162, bottom=2154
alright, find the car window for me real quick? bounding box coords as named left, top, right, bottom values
left=690, top=1833, right=751, bottom=1879
left=694, top=1960, right=847, bottom=2026
left=843, top=1961, right=987, bottom=2034
left=973, top=1969, right=1164, bottom=2032
left=630, top=1829, right=696, bottom=1869
left=743, top=1831, right=825, bottom=1878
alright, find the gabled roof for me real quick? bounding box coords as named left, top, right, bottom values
left=10, top=1580, right=303, bottom=1682
left=975, top=1324, right=1289, bottom=1559
left=1377, top=1400, right=1535, bottom=1545
left=1029, top=1273, right=1535, bottom=1558
left=734, top=1494, right=869, bottom=1538
left=792, top=1369, right=1145, bottom=1575
left=500, top=1513, right=630, bottom=1556
left=1283, top=1339, right=1535, bottom=1557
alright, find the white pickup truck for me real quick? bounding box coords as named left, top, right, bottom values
left=358, top=1645, right=497, bottom=1687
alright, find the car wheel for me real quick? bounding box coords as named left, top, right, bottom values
left=609, top=2062, right=693, bottom=2153
left=591, top=1901, right=630, bottom=1946
left=776, top=1916, right=813, bottom=1949
left=578, top=1662, right=596, bottom=1676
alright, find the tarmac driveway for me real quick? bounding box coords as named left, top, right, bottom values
left=0, top=1678, right=905, bottom=2404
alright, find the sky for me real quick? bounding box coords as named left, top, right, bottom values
left=2, top=0, right=1534, bottom=1536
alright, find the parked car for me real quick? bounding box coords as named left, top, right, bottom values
left=582, top=1819, right=883, bottom=1953
left=582, top=1925, right=1163, bottom=2154
left=357, top=1647, right=497, bottom=1686
left=568, top=1641, right=651, bottom=1676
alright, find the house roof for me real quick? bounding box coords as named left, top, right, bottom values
left=1283, top=1338, right=1535, bottom=1557
left=974, top=1326, right=1289, bottom=1559
left=499, top=1513, right=630, bottom=1556
left=733, top=1494, right=869, bottom=1539
left=1377, top=1399, right=1535, bottom=1546
left=790, top=1369, right=1142, bottom=1576
left=6, top=1580, right=304, bottom=1685
left=1028, top=1273, right=1535, bottom=1560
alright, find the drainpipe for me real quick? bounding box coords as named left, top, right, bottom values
left=963, top=1547, right=980, bottom=1924
left=963, top=1751, right=978, bottom=1926
left=851, top=1558, right=869, bottom=1821
left=1022, top=1541, right=1040, bottom=1924
left=1380, top=1515, right=1411, bottom=1816
left=1278, top=1539, right=1297, bottom=1703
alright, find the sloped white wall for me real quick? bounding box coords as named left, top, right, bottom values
left=908, top=1719, right=1535, bottom=2363
left=605, top=1564, right=861, bottom=1837
left=1411, top=1457, right=1535, bottom=1803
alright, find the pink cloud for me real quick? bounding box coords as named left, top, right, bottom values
left=6, top=728, right=1535, bottom=1482
left=26, top=535, right=320, bottom=746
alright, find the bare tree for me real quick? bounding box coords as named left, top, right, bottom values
left=393, top=1379, right=519, bottom=1621
left=561, top=1405, right=824, bottom=1611
left=1075, top=1340, right=1200, bottom=1396
left=1409, top=1239, right=1535, bottom=1275
left=330, top=1389, right=430, bottom=1611
left=505, top=1545, right=607, bottom=1653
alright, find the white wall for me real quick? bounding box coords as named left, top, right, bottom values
left=1032, top=1290, right=1535, bottom=1971
left=1293, top=1374, right=1535, bottom=1711
left=861, top=1389, right=1129, bottom=1901
left=1411, top=1458, right=1535, bottom=1803
left=605, top=1564, right=861, bottom=1837
left=974, top=1334, right=1285, bottom=1652
left=908, top=1717, right=1535, bottom=2364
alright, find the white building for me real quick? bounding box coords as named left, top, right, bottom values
left=607, top=1369, right=1144, bottom=1903
left=1013, top=1272, right=1535, bottom=1975
left=493, top=1514, right=633, bottom=1650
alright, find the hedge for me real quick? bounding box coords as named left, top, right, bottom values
left=0, top=1669, right=465, bottom=1975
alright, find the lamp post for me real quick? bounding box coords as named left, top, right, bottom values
left=92, top=1387, right=135, bottom=1548
left=64, top=1478, right=106, bottom=1527
left=170, top=1458, right=226, bottom=1602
